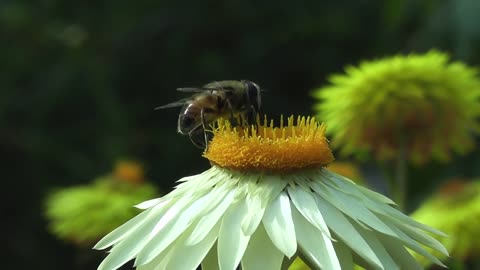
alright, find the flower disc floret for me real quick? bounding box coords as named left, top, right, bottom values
left=204, top=116, right=334, bottom=172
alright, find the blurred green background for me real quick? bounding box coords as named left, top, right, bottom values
left=3, top=0, right=480, bottom=269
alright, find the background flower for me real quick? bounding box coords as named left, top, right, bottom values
left=45, top=161, right=158, bottom=245
left=313, top=51, right=480, bottom=164
left=410, top=179, right=480, bottom=268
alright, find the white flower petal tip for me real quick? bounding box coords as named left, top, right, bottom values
left=95, top=166, right=447, bottom=270
left=134, top=198, right=164, bottom=209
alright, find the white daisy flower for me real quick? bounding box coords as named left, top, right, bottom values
left=95, top=116, right=447, bottom=270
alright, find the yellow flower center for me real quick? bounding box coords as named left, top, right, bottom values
left=203, top=115, right=334, bottom=172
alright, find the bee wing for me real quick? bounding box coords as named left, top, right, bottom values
left=176, top=87, right=217, bottom=93
left=154, top=98, right=191, bottom=110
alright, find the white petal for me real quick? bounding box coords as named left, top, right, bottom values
left=201, top=242, right=220, bottom=270
left=377, top=218, right=446, bottom=267
left=321, top=169, right=395, bottom=205
left=218, top=199, right=251, bottom=270
left=241, top=223, right=284, bottom=270
left=314, top=196, right=384, bottom=269
left=147, top=193, right=194, bottom=238
left=311, top=181, right=398, bottom=238
left=186, top=190, right=236, bottom=246
left=352, top=222, right=399, bottom=270
left=241, top=192, right=265, bottom=236
left=95, top=199, right=172, bottom=250
left=262, top=192, right=297, bottom=258
left=291, top=204, right=341, bottom=270
left=164, top=222, right=220, bottom=270
left=377, top=234, right=423, bottom=270
left=241, top=174, right=287, bottom=236
left=197, top=184, right=232, bottom=214
left=97, top=200, right=173, bottom=270
left=333, top=241, right=353, bottom=270
left=176, top=174, right=199, bottom=183
left=288, top=184, right=331, bottom=238
left=135, top=198, right=165, bottom=209
left=360, top=192, right=447, bottom=237
left=356, top=185, right=396, bottom=205
left=137, top=242, right=175, bottom=270
left=171, top=169, right=220, bottom=197
left=380, top=213, right=448, bottom=256
left=259, top=175, right=289, bottom=201
left=135, top=189, right=218, bottom=266
left=94, top=207, right=149, bottom=250
left=321, top=169, right=446, bottom=237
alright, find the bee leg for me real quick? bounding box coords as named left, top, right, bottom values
left=224, top=99, right=237, bottom=125
left=188, top=127, right=206, bottom=148
left=246, top=105, right=258, bottom=126
left=200, top=108, right=209, bottom=150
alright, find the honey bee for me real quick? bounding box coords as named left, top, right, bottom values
left=156, top=80, right=262, bottom=148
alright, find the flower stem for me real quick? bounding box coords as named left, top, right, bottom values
left=393, top=139, right=408, bottom=212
